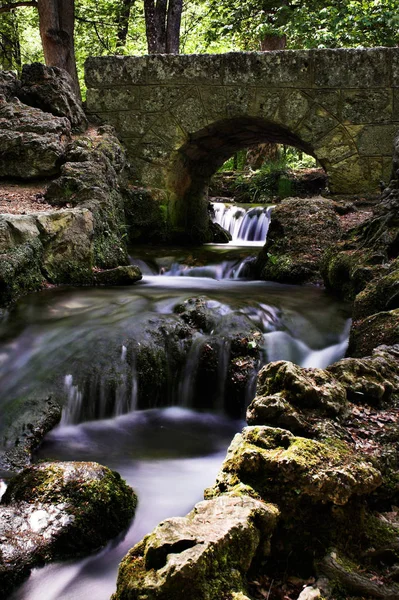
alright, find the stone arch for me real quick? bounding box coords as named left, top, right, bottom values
left=164, top=112, right=358, bottom=243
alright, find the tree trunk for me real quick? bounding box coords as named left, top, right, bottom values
left=166, top=0, right=182, bottom=53
left=37, top=0, right=81, bottom=100
left=144, top=0, right=182, bottom=53
left=116, top=0, right=134, bottom=51
left=260, top=33, right=287, bottom=51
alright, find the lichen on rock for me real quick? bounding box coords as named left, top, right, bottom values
left=112, top=494, right=279, bottom=600
left=0, top=461, right=137, bottom=597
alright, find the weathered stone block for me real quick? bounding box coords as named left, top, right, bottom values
left=356, top=124, right=397, bottom=156
left=296, top=105, right=339, bottom=145
left=225, top=86, right=257, bottom=118
left=140, top=85, right=193, bottom=113
left=223, top=51, right=313, bottom=87
left=86, top=87, right=140, bottom=112
left=342, top=89, right=393, bottom=124
left=146, top=54, right=224, bottom=85
left=171, top=96, right=208, bottom=133
left=314, top=125, right=357, bottom=165
left=313, top=47, right=391, bottom=88
left=328, top=155, right=382, bottom=194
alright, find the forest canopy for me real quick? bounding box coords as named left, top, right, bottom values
left=1, top=0, right=398, bottom=94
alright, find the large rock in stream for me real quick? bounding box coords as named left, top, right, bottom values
left=0, top=461, right=137, bottom=597
left=112, top=495, right=279, bottom=600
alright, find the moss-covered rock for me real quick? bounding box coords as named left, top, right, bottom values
left=347, top=310, right=399, bottom=358
left=206, top=426, right=381, bottom=507
left=0, top=96, right=71, bottom=179
left=254, top=197, right=342, bottom=284
left=327, top=344, right=399, bottom=405
left=0, top=461, right=137, bottom=597
left=94, top=265, right=142, bottom=286
left=45, top=129, right=130, bottom=269
left=353, top=263, right=399, bottom=319
left=249, top=360, right=348, bottom=423
left=0, top=238, right=44, bottom=306
left=112, top=495, right=279, bottom=600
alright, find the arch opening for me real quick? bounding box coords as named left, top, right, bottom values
left=166, top=117, right=326, bottom=244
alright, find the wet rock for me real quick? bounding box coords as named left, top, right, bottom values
left=209, top=220, right=233, bottom=243
left=347, top=310, right=399, bottom=358
left=37, top=209, right=94, bottom=284
left=206, top=426, right=381, bottom=507
left=112, top=495, right=279, bottom=600
left=251, top=360, right=348, bottom=419
left=94, top=265, right=142, bottom=286
left=0, top=71, right=20, bottom=99
left=353, top=263, right=399, bottom=319
left=19, top=63, right=87, bottom=132
left=0, top=461, right=137, bottom=597
left=0, top=238, right=44, bottom=306
left=0, top=397, right=61, bottom=472
left=328, top=344, right=399, bottom=405
left=255, top=197, right=342, bottom=284
left=0, top=96, right=71, bottom=179
left=45, top=130, right=129, bottom=269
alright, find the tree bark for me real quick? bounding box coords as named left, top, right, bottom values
left=116, top=0, right=134, bottom=51
left=37, top=0, right=81, bottom=100
left=144, top=0, right=182, bottom=53
left=166, top=0, right=182, bottom=53
left=260, top=33, right=286, bottom=51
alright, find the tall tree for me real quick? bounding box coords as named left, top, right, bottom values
left=0, top=0, right=80, bottom=98
left=116, top=0, right=135, bottom=51
left=36, top=0, right=80, bottom=98
left=144, top=0, right=183, bottom=53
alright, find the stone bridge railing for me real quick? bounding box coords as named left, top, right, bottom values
left=85, top=48, right=399, bottom=241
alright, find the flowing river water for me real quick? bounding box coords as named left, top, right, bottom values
left=1, top=202, right=351, bottom=599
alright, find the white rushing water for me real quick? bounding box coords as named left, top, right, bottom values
left=1, top=232, right=351, bottom=599
left=211, top=202, right=273, bottom=242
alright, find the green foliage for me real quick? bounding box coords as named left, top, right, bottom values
left=204, top=0, right=399, bottom=50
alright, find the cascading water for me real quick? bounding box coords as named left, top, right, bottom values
left=1, top=225, right=352, bottom=599
left=211, top=202, right=273, bottom=242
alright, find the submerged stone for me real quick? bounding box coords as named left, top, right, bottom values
left=94, top=265, right=142, bottom=286
left=0, top=461, right=137, bottom=597
left=112, top=494, right=279, bottom=600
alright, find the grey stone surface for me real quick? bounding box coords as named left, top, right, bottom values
left=84, top=49, right=399, bottom=238
left=19, top=63, right=87, bottom=132
left=0, top=96, right=71, bottom=179
left=112, top=494, right=278, bottom=600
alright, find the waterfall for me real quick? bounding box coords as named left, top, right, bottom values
left=211, top=202, right=273, bottom=242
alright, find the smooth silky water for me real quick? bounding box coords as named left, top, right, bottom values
left=1, top=203, right=351, bottom=599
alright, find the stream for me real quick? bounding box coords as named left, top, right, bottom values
left=1, top=202, right=351, bottom=599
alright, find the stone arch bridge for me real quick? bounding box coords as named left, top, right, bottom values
left=85, top=48, right=399, bottom=242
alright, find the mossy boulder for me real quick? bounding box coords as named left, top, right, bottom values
left=45, top=129, right=129, bottom=269
left=347, top=310, right=399, bottom=358
left=247, top=360, right=348, bottom=428
left=0, top=461, right=137, bottom=597
left=112, top=495, right=279, bottom=600
left=328, top=344, right=399, bottom=405
left=206, top=426, right=381, bottom=507
left=353, top=263, right=399, bottom=320
left=94, top=265, right=142, bottom=286
left=254, top=197, right=342, bottom=284
left=0, top=238, right=44, bottom=306
left=0, top=96, right=71, bottom=179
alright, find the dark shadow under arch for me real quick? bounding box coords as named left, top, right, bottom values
left=166, top=117, right=322, bottom=243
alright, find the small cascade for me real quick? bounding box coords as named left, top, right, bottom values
left=211, top=202, right=273, bottom=242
